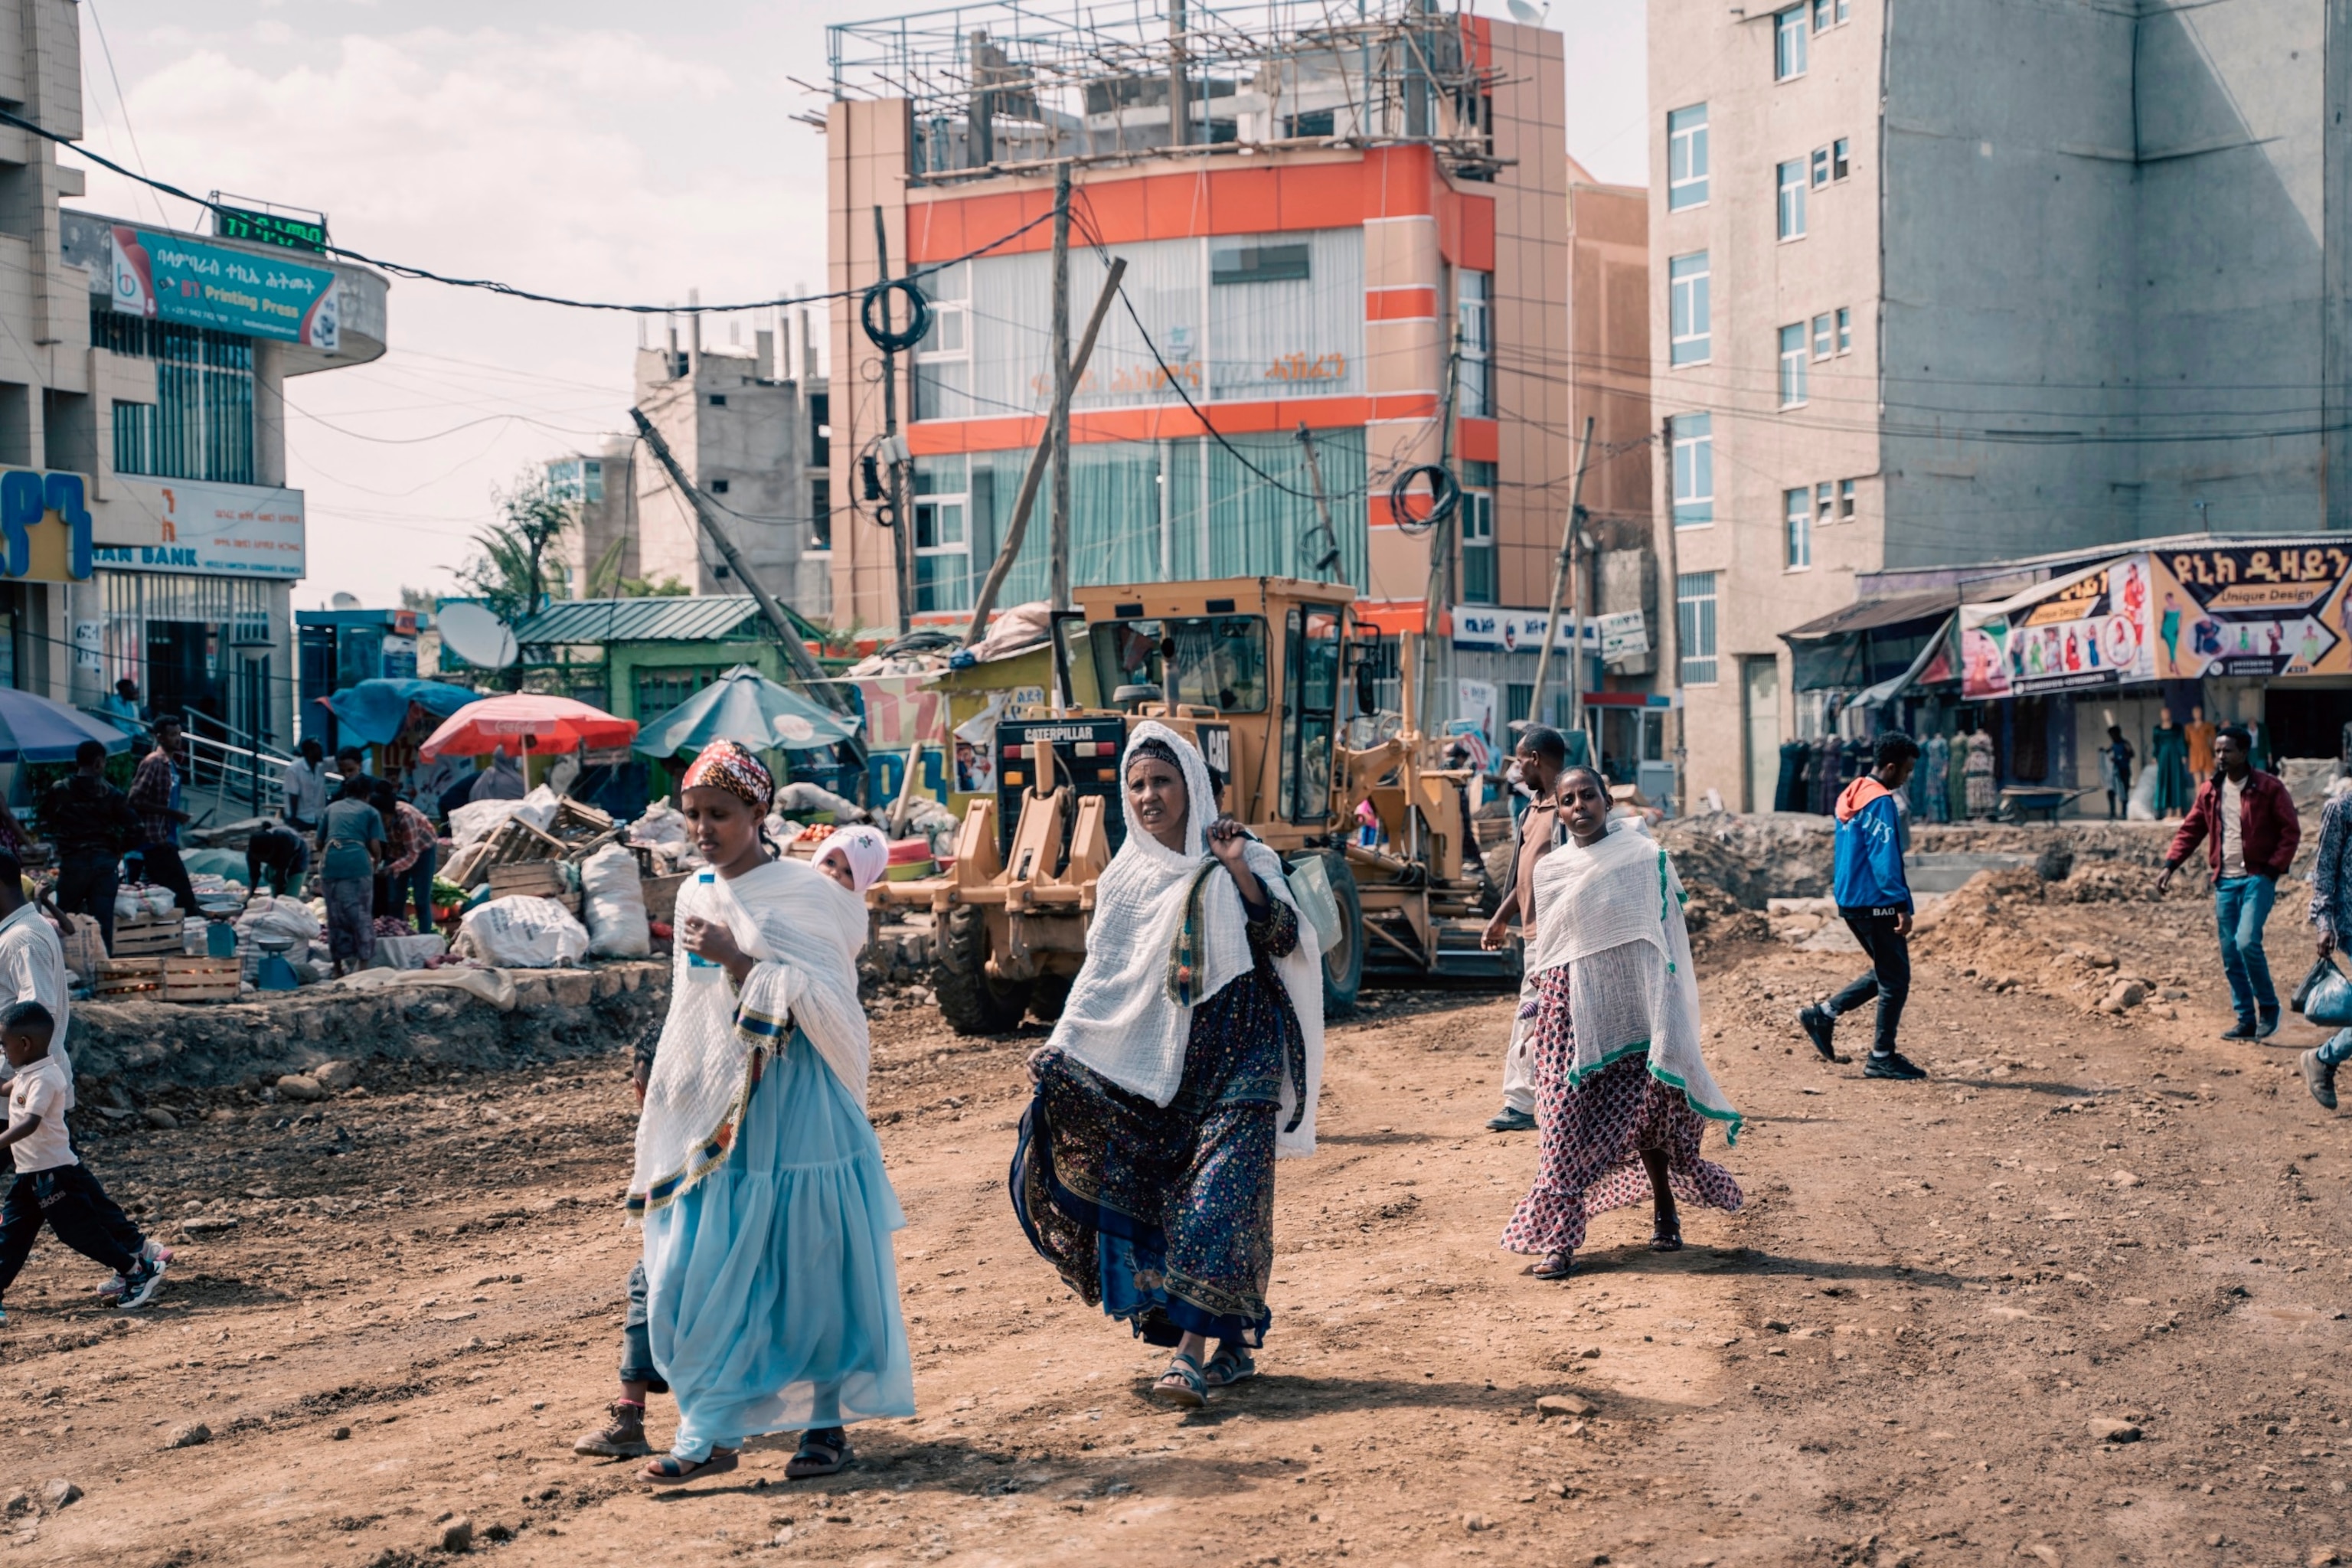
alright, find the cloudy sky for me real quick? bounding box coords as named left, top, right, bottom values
left=66, top=0, right=1648, bottom=610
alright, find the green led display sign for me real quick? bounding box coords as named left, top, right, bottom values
left=213, top=205, right=327, bottom=254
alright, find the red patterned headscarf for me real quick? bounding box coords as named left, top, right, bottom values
left=681, top=740, right=773, bottom=812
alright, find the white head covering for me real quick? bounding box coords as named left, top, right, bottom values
left=814, top=825, right=892, bottom=893
left=1047, top=720, right=1325, bottom=1155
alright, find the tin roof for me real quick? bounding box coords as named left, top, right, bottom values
left=1780, top=590, right=1961, bottom=642
left=513, top=596, right=774, bottom=645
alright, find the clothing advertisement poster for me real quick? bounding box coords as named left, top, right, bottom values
left=1960, top=557, right=2154, bottom=698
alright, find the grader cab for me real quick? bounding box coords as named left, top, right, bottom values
left=868, top=576, right=1514, bottom=1035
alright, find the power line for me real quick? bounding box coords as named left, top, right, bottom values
left=11, top=106, right=1055, bottom=315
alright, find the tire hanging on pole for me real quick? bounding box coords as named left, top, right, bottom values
left=860, top=276, right=933, bottom=354
left=1390, top=462, right=1460, bottom=536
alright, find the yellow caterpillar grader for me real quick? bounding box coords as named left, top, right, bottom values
left=868, top=576, right=1514, bottom=1034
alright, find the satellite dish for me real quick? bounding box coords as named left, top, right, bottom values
left=1505, top=0, right=1549, bottom=23
left=436, top=601, right=519, bottom=669
left=331, top=591, right=361, bottom=609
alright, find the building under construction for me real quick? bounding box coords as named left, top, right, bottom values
left=823, top=0, right=1579, bottom=736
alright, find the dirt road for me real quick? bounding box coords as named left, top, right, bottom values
left=7, top=879, right=2350, bottom=1568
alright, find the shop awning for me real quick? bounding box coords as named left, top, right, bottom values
left=1848, top=614, right=1956, bottom=710
left=1782, top=591, right=1961, bottom=692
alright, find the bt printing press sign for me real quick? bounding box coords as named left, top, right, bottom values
left=110, top=227, right=339, bottom=351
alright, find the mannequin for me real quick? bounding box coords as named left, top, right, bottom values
left=1963, top=724, right=1997, bottom=818
left=1919, top=731, right=1952, bottom=825
left=2185, top=704, right=2217, bottom=777
left=2150, top=707, right=2192, bottom=818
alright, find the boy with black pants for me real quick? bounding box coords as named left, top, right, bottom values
left=1801, top=732, right=1928, bottom=1080
left=0, top=1000, right=165, bottom=1323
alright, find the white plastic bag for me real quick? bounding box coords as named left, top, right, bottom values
left=629, top=799, right=692, bottom=848
left=237, top=893, right=322, bottom=949
left=454, top=896, right=590, bottom=969
left=579, top=842, right=650, bottom=958
left=448, top=798, right=524, bottom=846
left=2126, top=766, right=2158, bottom=822
left=514, top=785, right=562, bottom=834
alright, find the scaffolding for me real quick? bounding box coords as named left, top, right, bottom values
left=827, top=0, right=1511, bottom=185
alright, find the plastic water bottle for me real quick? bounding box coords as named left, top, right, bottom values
left=686, top=869, right=717, bottom=968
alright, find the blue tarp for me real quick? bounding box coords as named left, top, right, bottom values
left=322, top=679, right=482, bottom=746
left=0, top=690, right=132, bottom=763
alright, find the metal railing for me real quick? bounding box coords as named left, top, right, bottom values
left=180, top=711, right=291, bottom=828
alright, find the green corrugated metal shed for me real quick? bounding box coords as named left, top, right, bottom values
left=514, top=596, right=771, bottom=645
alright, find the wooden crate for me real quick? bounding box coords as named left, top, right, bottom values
left=91, top=957, right=165, bottom=999
left=549, top=798, right=616, bottom=844
left=162, top=956, right=240, bottom=1004
left=488, top=861, right=570, bottom=899
left=482, top=816, right=569, bottom=868
left=111, top=915, right=185, bottom=957
left=641, top=871, right=689, bottom=925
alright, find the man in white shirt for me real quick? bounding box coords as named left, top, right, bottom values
left=282, top=738, right=331, bottom=835
left=0, top=853, right=68, bottom=1089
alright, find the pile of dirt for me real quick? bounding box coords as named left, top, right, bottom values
left=1658, top=812, right=1834, bottom=907
left=1682, top=879, right=1769, bottom=947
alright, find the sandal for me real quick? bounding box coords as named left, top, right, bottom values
left=1152, top=1351, right=1208, bottom=1408
left=1651, top=1215, right=1684, bottom=1253
left=644, top=1446, right=738, bottom=1483
left=786, top=1428, right=852, bottom=1479
left=1202, top=1345, right=1256, bottom=1389
left=1524, top=1250, right=1574, bottom=1281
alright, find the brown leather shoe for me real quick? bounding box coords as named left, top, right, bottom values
left=573, top=1400, right=652, bottom=1458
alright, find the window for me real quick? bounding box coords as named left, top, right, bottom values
left=708, top=394, right=727, bottom=407
left=1785, top=488, right=1811, bottom=569
left=1091, top=615, right=1270, bottom=713
left=1667, top=104, right=1709, bottom=210
left=1812, top=0, right=1832, bottom=28
left=638, top=666, right=728, bottom=717
left=1777, top=159, right=1807, bottom=239
left=1837, top=0, right=1849, bottom=21
left=1457, top=271, right=1492, bottom=419
left=1677, top=572, right=1719, bottom=686
left=911, top=454, right=970, bottom=611
left=1815, top=480, right=1834, bottom=526
left=1775, top=6, right=1808, bottom=79
left=1669, top=252, right=1711, bottom=365
left=1836, top=305, right=1852, bottom=353
left=710, top=478, right=730, bottom=494
left=1812, top=313, right=1834, bottom=359
left=1671, top=413, right=1713, bottom=527
left=1811, top=147, right=1830, bottom=188
left=1833, top=137, right=1851, bottom=180
left=810, top=475, right=832, bottom=551
left=1459, top=482, right=1496, bottom=604
left=1779, top=324, right=1809, bottom=407
left=1210, top=243, right=1311, bottom=285
left=1839, top=477, right=1857, bottom=518
left=913, top=262, right=969, bottom=421
left=94, top=309, right=256, bottom=485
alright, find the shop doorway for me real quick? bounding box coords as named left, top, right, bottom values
left=145, top=621, right=217, bottom=727
left=1743, top=658, right=1779, bottom=812
left=2266, top=684, right=2352, bottom=762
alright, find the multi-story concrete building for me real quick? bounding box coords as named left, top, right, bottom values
left=1649, top=0, right=2352, bottom=808
left=825, top=0, right=1575, bottom=746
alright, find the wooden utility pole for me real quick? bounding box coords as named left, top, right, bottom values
left=629, top=406, right=863, bottom=750
left=962, top=256, right=1128, bottom=645
left=1048, top=163, right=1074, bottom=611
left=1416, top=327, right=1463, bottom=739
left=1529, top=416, right=1596, bottom=737
left=1295, top=422, right=1342, bottom=579
left=872, top=204, right=913, bottom=636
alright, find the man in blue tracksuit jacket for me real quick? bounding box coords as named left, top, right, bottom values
left=1800, top=731, right=1927, bottom=1080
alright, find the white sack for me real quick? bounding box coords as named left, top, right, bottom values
left=454, top=896, right=590, bottom=969
left=580, top=841, right=651, bottom=958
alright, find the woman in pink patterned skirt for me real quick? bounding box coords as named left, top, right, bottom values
left=1501, top=767, right=1743, bottom=1281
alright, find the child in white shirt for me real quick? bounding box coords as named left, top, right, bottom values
left=0, top=1000, right=165, bottom=1322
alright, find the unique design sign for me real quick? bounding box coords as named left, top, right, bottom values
left=111, top=227, right=339, bottom=350
left=2149, top=544, right=2352, bottom=679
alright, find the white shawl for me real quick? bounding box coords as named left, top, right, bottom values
left=1048, top=720, right=1325, bottom=1157
left=625, top=856, right=874, bottom=1218
left=1524, top=819, right=1740, bottom=1143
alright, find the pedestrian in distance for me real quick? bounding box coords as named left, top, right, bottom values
left=0, top=1000, right=168, bottom=1323
left=40, top=739, right=139, bottom=952
left=1499, top=765, right=1743, bottom=1282
left=126, top=715, right=200, bottom=924
left=2102, top=725, right=2135, bottom=821
left=2158, top=724, right=2299, bottom=1040
left=626, top=741, right=912, bottom=1481
left=1480, top=724, right=1573, bottom=1132
left=1800, top=731, right=1929, bottom=1079
left=315, top=775, right=386, bottom=977
left=1011, top=722, right=1324, bottom=1408
left=2301, top=780, right=2352, bottom=1108
left=281, top=737, right=330, bottom=837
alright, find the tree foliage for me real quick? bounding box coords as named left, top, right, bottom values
left=459, top=472, right=574, bottom=622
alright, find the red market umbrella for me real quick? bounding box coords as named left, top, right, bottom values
left=415, top=693, right=637, bottom=760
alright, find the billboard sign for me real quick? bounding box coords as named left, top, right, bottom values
left=1451, top=606, right=1645, bottom=655
left=96, top=480, right=306, bottom=578
left=111, top=227, right=339, bottom=350
left=1962, top=557, right=2154, bottom=699
left=2148, top=542, right=2352, bottom=679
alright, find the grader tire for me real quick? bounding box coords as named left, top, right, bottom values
left=1319, top=851, right=1364, bottom=1016
left=1028, top=971, right=1074, bottom=1024
left=932, top=904, right=1034, bottom=1035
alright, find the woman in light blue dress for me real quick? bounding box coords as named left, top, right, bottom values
left=626, top=741, right=913, bottom=1481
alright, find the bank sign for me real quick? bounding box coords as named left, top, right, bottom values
left=110, top=227, right=339, bottom=350
left=95, top=480, right=305, bottom=579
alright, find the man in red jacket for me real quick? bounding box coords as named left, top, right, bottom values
left=2157, top=725, right=2301, bottom=1038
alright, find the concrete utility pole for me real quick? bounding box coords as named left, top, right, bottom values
left=963, top=254, right=1128, bottom=645
left=629, top=405, right=861, bottom=746
left=1660, top=416, right=1687, bottom=809
left=872, top=204, right=913, bottom=636
left=1169, top=0, right=1190, bottom=147
left=1416, top=323, right=1464, bottom=742
left=1295, top=422, right=1343, bottom=579
left=1049, top=162, right=1074, bottom=611
left=1529, top=415, right=1596, bottom=738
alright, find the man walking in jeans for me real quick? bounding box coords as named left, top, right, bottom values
left=2159, top=724, right=2300, bottom=1038
left=1800, top=732, right=1927, bottom=1080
